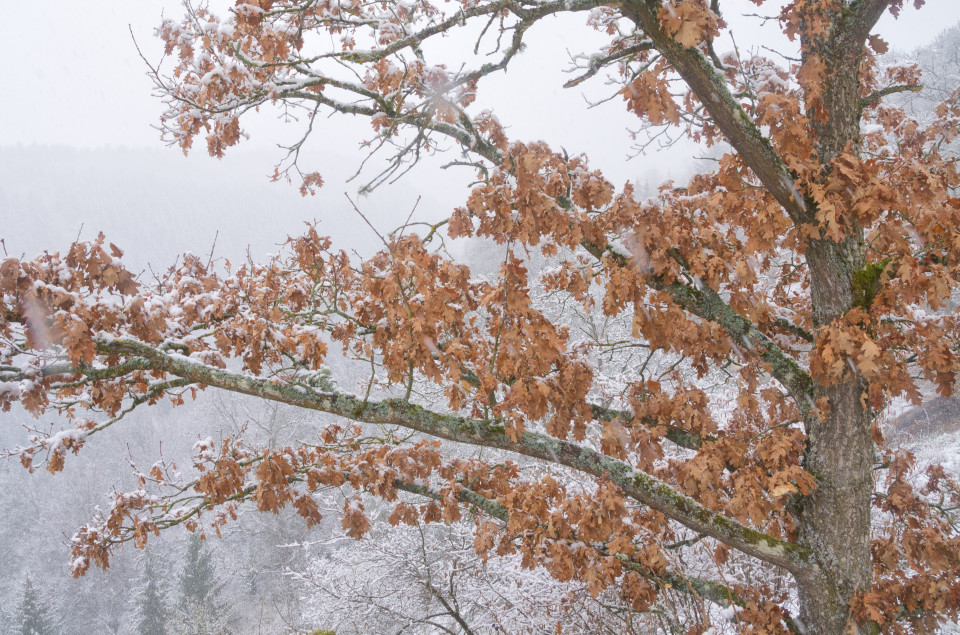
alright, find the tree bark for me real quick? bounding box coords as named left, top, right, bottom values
left=793, top=18, right=876, bottom=632
left=794, top=372, right=873, bottom=634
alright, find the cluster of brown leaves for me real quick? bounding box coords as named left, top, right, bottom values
left=854, top=450, right=960, bottom=632
left=658, top=0, right=722, bottom=50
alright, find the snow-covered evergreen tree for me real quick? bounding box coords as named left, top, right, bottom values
left=13, top=576, right=57, bottom=635
left=130, top=549, right=168, bottom=635
left=173, top=535, right=227, bottom=635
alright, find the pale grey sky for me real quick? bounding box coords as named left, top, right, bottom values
left=0, top=1, right=957, bottom=265
left=1, top=2, right=955, bottom=150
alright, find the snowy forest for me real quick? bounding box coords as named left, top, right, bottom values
left=3, top=1, right=960, bottom=634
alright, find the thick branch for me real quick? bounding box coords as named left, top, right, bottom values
left=590, top=403, right=710, bottom=451
left=584, top=244, right=816, bottom=418
left=860, top=84, right=922, bottom=109
left=93, top=337, right=812, bottom=573
left=651, top=277, right=816, bottom=414
left=395, top=480, right=510, bottom=522
left=0, top=358, right=154, bottom=383
left=841, top=0, right=893, bottom=50
left=773, top=317, right=815, bottom=344
left=621, top=0, right=807, bottom=223
left=461, top=367, right=708, bottom=451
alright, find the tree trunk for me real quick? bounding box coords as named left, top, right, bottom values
left=795, top=304, right=874, bottom=632
left=793, top=35, right=875, bottom=634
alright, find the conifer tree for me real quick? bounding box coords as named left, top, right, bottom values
left=131, top=549, right=168, bottom=635
left=13, top=577, right=57, bottom=635
left=174, top=535, right=227, bottom=635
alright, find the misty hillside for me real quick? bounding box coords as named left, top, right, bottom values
left=0, top=145, right=461, bottom=271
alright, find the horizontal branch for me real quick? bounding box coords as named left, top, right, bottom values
left=460, top=367, right=708, bottom=452
left=91, top=337, right=812, bottom=573
left=589, top=403, right=710, bottom=451
left=563, top=42, right=657, bottom=89
left=308, top=0, right=609, bottom=66
left=861, top=84, right=922, bottom=108
left=395, top=480, right=509, bottom=522
left=0, top=358, right=154, bottom=384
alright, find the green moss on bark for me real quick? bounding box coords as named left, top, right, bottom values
left=851, top=259, right=889, bottom=310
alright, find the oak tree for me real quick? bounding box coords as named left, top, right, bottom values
left=2, top=0, right=960, bottom=632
